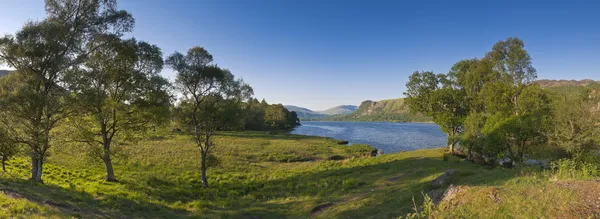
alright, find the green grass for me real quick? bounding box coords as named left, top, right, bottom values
left=0, top=131, right=598, bottom=218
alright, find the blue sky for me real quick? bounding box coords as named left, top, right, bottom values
left=1, top=0, right=599, bottom=110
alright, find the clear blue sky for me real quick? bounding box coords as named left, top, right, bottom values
left=1, top=0, right=599, bottom=110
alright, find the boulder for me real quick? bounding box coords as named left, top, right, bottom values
left=497, top=158, right=513, bottom=168
left=428, top=184, right=468, bottom=206
left=524, top=159, right=550, bottom=169
left=431, top=169, right=455, bottom=187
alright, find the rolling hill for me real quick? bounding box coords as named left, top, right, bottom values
left=319, top=105, right=358, bottom=115
left=284, top=105, right=327, bottom=119
left=321, top=98, right=430, bottom=122
left=284, top=105, right=359, bottom=119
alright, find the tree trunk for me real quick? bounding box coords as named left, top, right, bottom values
left=448, top=143, right=455, bottom=154
left=200, top=151, right=208, bottom=188
left=1, top=156, right=6, bottom=172
left=30, top=154, right=44, bottom=182
left=103, top=147, right=117, bottom=182
left=467, top=145, right=473, bottom=159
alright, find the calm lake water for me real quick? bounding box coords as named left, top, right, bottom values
left=290, top=121, right=447, bottom=153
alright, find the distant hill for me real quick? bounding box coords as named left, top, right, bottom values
left=321, top=98, right=430, bottom=122
left=283, top=105, right=327, bottom=119
left=284, top=104, right=359, bottom=119
left=0, top=70, right=10, bottom=77
left=319, top=105, right=357, bottom=115
left=535, top=79, right=597, bottom=88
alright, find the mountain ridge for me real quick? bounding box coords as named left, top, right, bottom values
left=284, top=104, right=358, bottom=119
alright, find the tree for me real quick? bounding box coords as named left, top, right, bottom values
left=0, top=0, right=133, bottom=182
left=167, top=47, right=252, bottom=188
left=405, top=71, right=468, bottom=153
left=66, top=38, right=171, bottom=182
left=0, top=125, right=18, bottom=172
left=549, top=84, right=600, bottom=160
left=482, top=85, right=551, bottom=163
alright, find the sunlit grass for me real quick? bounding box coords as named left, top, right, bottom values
left=0, top=131, right=597, bottom=218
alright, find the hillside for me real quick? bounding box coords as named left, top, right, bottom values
left=319, top=105, right=358, bottom=115
left=322, top=98, right=430, bottom=122
left=284, top=105, right=327, bottom=119
left=284, top=105, right=358, bottom=119
left=535, top=79, right=597, bottom=88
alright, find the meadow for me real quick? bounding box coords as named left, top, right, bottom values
left=0, top=131, right=598, bottom=218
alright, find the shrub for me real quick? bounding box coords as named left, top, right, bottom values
left=550, top=159, right=599, bottom=180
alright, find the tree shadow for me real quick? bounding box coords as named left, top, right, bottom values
left=225, top=155, right=520, bottom=218
left=215, top=131, right=332, bottom=141
left=0, top=178, right=192, bottom=218
left=118, top=152, right=520, bottom=218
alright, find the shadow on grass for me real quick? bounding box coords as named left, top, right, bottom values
left=121, top=153, right=520, bottom=218
left=215, top=131, right=333, bottom=141
left=0, top=178, right=192, bottom=218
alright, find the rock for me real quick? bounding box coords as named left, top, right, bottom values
left=498, top=158, right=513, bottom=168
left=523, top=159, right=550, bottom=169
left=428, top=184, right=468, bottom=206
left=431, top=169, right=455, bottom=187
left=337, top=140, right=349, bottom=145
left=441, top=184, right=466, bottom=203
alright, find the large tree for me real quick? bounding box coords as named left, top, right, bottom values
left=0, top=0, right=133, bottom=182
left=167, top=47, right=252, bottom=188
left=66, top=38, right=170, bottom=181
left=405, top=71, right=468, bottom=153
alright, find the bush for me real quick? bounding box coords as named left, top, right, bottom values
left=550, top=159, right=599, bottom=180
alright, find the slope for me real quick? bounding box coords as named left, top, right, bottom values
left=322, top=98, right=430, bottom=122
left=319, top=105, right=358, bottom=115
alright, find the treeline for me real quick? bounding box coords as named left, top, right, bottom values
left=0, top=0, right=296, bottom=187
left=172, top=98, right=299, bottom=132
left=243, top=99, right=299, bottom=130
left=405, top=37, right=600, bottom=165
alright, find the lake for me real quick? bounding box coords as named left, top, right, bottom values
left=290, top=121, right=447, bottom=153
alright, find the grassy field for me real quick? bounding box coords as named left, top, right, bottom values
left=0, top=131, right=598, bottom=218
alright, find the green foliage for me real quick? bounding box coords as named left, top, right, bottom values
left=0, top=0, right=134, bottom=182
left=404, top=71, right=468, bottom=152
left=242, top=98, right=299, bottom=130
left=405, top=37, right=561, bottom=163
left=549, top=159, right=599, bottom=180
left=0, top=125, right=18, bottom=171
left=167, top=46, right=253, bottom=187
left=400, top=193, right=434, bottom=219
left=66, top=37, right=171, bottom=181
left=547, top=83, right=600, bottom=160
